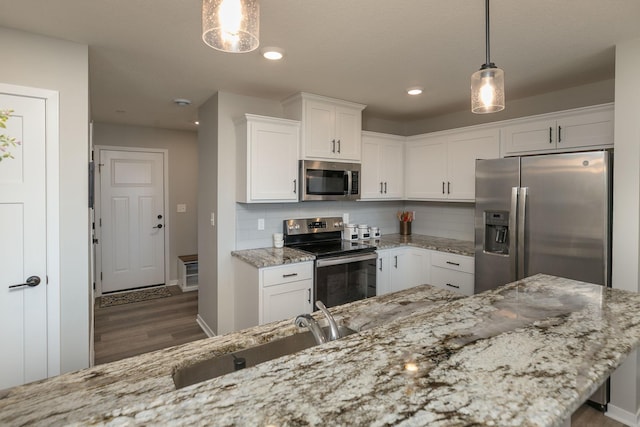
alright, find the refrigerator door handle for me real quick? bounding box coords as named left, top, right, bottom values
left=517, top=187, right=528, bottom=280
left=509, top=187, right=519, bottom=281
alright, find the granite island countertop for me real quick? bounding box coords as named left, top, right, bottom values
left=3, top=274, right=640, bottom=426
left=232, top=233, right=473, bottom=268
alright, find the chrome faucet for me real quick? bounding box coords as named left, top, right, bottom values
left=294, top=314, right=327, bottom=345
left=315, top=301, right=340, bottom=341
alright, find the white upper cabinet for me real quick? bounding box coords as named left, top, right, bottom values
left=283, top=92, right=366, bottom=162
left=236, top=114, right=300, bottom=203
left=405, top=128, right=500, bottom=201
left=361, top=131, right=405, bottom=200
left=503, top=104, right=613, bottom=156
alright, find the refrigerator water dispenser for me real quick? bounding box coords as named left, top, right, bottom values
left=484, top=211, right=509, bottom=255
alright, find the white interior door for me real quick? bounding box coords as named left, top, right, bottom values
left=0, top=94, right=48, bottom=390
left=99, top=149, right=165, bottom=293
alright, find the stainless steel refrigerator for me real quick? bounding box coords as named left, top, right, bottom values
left=474, top=150, right=612, bottom=409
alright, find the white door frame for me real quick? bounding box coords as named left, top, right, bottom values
left=94, top=145, right=170, bottom=296
left=0, top=82, right=61, bottom=378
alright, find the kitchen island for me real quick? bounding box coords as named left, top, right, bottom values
left=2, top=274, right=640, bottom=426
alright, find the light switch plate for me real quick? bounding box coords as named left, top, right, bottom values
left=177, top=204, right=187, bottom=213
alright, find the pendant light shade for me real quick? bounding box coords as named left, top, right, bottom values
left=202, top=0, right=260, bottom=53
left=471, top=0, right=505, bottom=114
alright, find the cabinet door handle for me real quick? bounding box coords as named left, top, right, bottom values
left=293, top=179, right=297, bottom=194
left=446, top=261, right=460, bottom=266
left=446, top=283, right=460, bottom=289
left=308, top=288, right=311, bottom=304
left=558, top=126, right=562, bottom=143
left=380, top=182, right=384, bottom=194
left=331, top=139, right=336, bottom=153
left=378, top=258, right=383, bottom=271
left=442, top=181, right=445, bottom=194
left=549, top=127, right=553, bottom=143
left=337, top=139, right=341, bottom=154
left=282, top=273, right=298, bottom=278
left=447, top=181, right=450, bottom=194
left=384, top=182, right=387, bottom=194
left=394, top=255, right=398, bottom=269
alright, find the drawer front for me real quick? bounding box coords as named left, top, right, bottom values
left=430, top=251, right=474, bottom=273
left=262, top=262, right=313, bottom=287
left=431, top=266, right=474, bottom=296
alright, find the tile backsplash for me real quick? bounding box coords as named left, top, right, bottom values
left=235, top=200, right=475, bottom=250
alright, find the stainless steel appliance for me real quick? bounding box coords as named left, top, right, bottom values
left=284, top=217, right=376, bottom=308
left=475, top=150, right=612, bottom=409
left=299, top=160, right=361, bottom=201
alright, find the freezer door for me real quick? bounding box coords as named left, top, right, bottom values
left=520, top=151, right=610, bottom=285
left=474, top=157, right=520, bottom=293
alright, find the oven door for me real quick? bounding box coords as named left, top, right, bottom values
left=314, top=252, right=377, bottom=308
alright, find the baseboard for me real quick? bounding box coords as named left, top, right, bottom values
left=606, top=403, right=640, bottom=427
left=167, top=279, right=179, bottom=286
left=196, top=314, right=216, bottom=338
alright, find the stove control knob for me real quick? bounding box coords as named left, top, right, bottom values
left=334, top=221, right=343, bottom=228
left=294, top=224, right=300, bottom=229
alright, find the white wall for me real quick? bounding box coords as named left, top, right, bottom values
left=609, top=37, right=640, bottom=425
left=1, top=27, right=90, bottom=373
left=92, top=123, right=198, bottom=282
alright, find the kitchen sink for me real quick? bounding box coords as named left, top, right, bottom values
left=172, top=325, right=357, bottom=389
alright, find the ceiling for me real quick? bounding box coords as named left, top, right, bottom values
left=1, top=1, right=639, bottom=131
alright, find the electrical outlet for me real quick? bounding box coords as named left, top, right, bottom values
left=177, top=204, right=187, bottom=213
left=258, top=218, right=265, bottom=230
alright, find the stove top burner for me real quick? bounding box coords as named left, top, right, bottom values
left=289, top=240, right=375, bottom=258
left=283, top=216, right=377, bottom=258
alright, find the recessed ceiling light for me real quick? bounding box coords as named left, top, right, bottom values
left=194, top=121, right=200, bottom=125
left=407, top=87, right=423, bottom=96
left=261, top=47, right=284, bottom=61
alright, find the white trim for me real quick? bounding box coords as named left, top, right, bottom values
left=0, top=83, right=61, bottom=379
left=606, top=404, right=640, bottom=427
left=196, top=314, right=216, bottom=337
left=93, top=145, right=170, bottom=296
left=167, top=279, right=179, bottom=286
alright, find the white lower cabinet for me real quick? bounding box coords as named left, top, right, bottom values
left=376, top=247, right=474, bottom=296
left=376, top=247, right=429, bottom=295
left=428, top=251, right=474, bottom=296
left=234, top=259, right=313, bottom=330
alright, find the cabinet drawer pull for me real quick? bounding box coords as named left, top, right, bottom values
left=282, top=273, right=298, bottom=278
left=446, top=261, right=460, bottom=266
left=549, top=127, right=552, bottom=143
left=558, top=126, right=562, bottom=143
left=446, top=283, right=460, bottom=289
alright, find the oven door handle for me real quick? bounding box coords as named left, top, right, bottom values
left=315, top=252, right=377, bottom=268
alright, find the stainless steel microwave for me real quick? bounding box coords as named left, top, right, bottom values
left=299, top=160, right=361, bottom=201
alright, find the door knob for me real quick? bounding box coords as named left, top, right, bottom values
left=9, top=276, right=41, bottom=289
left=153, top=224, right=163, bottom=229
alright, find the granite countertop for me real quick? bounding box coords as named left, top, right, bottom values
left=231, top=246, right=315, bottom=268
left=232, top=234, right=474, bottom=268
left=375, top=233, right=475, bottom=257
left=3, top=274, right=640, bottom=426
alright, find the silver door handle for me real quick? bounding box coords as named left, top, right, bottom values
left=447, top=181, right=450, bottom=194
left=331, top=139, right=336, bottom=153
left=293, top=179, right=297, bottom=194
left=509, top=187, right=519, bottom=282
left=517, top=187, right=528, bottom=280
left=337, top=139, right=341, bottom=153
left=384, top=182, right=387, bottom=194
left=394, top=255, right=398, bottom=269
left=558, top=126, right=562, bottom=143
left=380, top=182, right=383, bottom=194
left=379, top=258, right=383, bottom=271
left=9, top=275, right=41, bottom=289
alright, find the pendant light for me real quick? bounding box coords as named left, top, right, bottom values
left=202, top=0, right=260, bottom=53
left=471, top=0, right=505, bottom=114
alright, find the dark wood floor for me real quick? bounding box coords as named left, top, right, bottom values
left=93, top=287, right=626, bottom=426
left=93, top=286, right=207, bottom=365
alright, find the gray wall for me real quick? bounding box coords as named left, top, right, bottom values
left=609, top=37, right=640, bottom=421
left=198, top=91, right=283, bottom=335
left=1, top=27, right=90, bottom=374
left=92, top=123, right=198, bottom=282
